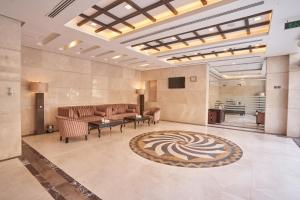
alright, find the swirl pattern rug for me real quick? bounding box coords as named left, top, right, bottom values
left=129, top=130, right=243, bottom=168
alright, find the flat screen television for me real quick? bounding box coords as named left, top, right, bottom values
left=168, top=77, right=185, bottom=89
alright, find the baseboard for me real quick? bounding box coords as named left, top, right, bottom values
left=0, top=156, right=20, bottom=163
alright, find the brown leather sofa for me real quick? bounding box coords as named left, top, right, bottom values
left=58, top=104, right=139, bottom=122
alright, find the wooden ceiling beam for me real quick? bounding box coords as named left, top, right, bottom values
left=92, top=5, right=135, bottom=30
left=77, top=0, right=126, bottom=26
left=79, top=14, right=122, bottom=34
left=245, top=19, right=251, bottom=35
left=134, top=10, right=272, bottom=48
left=216, top=25, right=226, bottom=39
left=95, top=0, right=174, bottom=33
left=162, top=0, right=178, bottom=15
left=200, top=0, right=208, bottom=6
left=193, top=31, right=205, bottom=43
left=157, top=40, right=172, bottom=49
left=167, top=45, right=266, bottom=61
left=175, top=35, right=189, bottom=46
left=141, top=21, right=270, bottom=50
left=125, top=0, right=156, bottom=22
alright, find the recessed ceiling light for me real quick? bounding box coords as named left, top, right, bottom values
left=91, top=55, right=95, bottom=58
left=125, top=4, right=132, bottom=10
left=224, top=48, right=228, bottom=51
left=37, top=42, right=43, bottom=46
left=232, top=62, right=236, bottom=64
left=140, top=63, right=150, bottom=67
left=171, top=37, right=176, bottom=41
left=76, top=52, right=80, bottom=54
left=66, top=40, right=81, bottom=49
left=58, top=47, right=64, bottom=51
left=209, top=27, right=214, bottom=32
left=90, top=22, right=97, bottom=27
left=254, top=16, right=262, bottom=22
left=112, top=55, right=122, bottom=59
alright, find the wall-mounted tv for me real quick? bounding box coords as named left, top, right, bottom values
left=168, top=77, right=185, bottom=89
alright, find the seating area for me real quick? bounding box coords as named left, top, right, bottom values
left=1, top=0, right=300, bottom=200
left=56, top=104, right=160, bottom=143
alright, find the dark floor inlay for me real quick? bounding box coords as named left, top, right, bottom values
left=130, top=130, right=243, bottom=168
left=293, top=138, right=300, bottom=148
left=19, top=141, right=101, bottom=200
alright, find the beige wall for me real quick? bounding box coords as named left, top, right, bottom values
left=209, top=82, right=219, bottom=108
left=21, top=47, right=141, bottom=135
left=287, top=52, right=300, bottom=137
left=141, top=65, right=209, bottom=125
left=265, top=55, right=289, bottom=135
left=0, top=15, right=21, bottom=160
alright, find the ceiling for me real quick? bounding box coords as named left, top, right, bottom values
left=0, top=0, right=299, bottom=74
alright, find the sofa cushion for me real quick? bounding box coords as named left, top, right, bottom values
left=95, top=111, right=106, bottom=117
left=78, top=107, right=94, bottom=117
left=126, top=108, right=136, bottom=113
left=80, top=116, right=103, bottom=123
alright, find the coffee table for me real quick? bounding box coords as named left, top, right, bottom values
left=123, top=115, right=151, bottom=129
left=88, top=119, right=126, bottom=137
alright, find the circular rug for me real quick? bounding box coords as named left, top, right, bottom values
left=129, top=130, right=243, bottom=168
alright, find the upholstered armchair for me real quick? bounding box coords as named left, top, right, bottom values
left=143, top=107, right=161, bottom=124
left=56, top=116, right=88, bottom=143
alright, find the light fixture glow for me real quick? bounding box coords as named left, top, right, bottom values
left=68, top=40, right=81, bottom=49
left=209, top=27, right=214, bottom=32
left=254, top=16, right=262, bottom=22
left=58, top=47, right=64, bottom=51
left=140, top=63, right=150, bottom=67
left=90, top=22, right=97, bottom=27
left=125, top=4, right=132, bottom=10
left=171, top=37, right=177, bottom=41
left=112, top=55, right=122, bottom=59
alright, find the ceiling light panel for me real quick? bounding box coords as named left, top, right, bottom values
left=65, top=0, right=232, bottom=40
left=79, top=45, right=100, bottom=54
left=131, top=10, right=272, bottom=55
left=37, top=33, right=60, bottom=46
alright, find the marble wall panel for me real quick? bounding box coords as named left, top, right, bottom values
left=141, top=65, right=209, bottom=125
left=287, top=53, right=300, bottom=137
left=21, top=47, right=141, bottom=135
left=265, top=56, right=289, bottom=135
left=0, top=15, right=21, bottom=160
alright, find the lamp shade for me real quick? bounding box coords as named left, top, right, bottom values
left=136, top=89, right=145, bottom=95
left=29, top=82, right=48, bottom=93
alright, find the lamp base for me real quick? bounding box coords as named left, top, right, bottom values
left=139, top=94, right=144, bottom=116
left=35, top=93, right=44, bottom=134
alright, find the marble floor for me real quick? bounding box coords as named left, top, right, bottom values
left=23, top=121, right=300, bottom=200
left=0, top=158, right=53, bottom=200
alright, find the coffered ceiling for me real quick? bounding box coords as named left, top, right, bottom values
left=0, top=0, right=299, bottom=74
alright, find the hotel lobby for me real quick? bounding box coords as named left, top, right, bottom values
left=0, top=0, right=300, bottom=199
